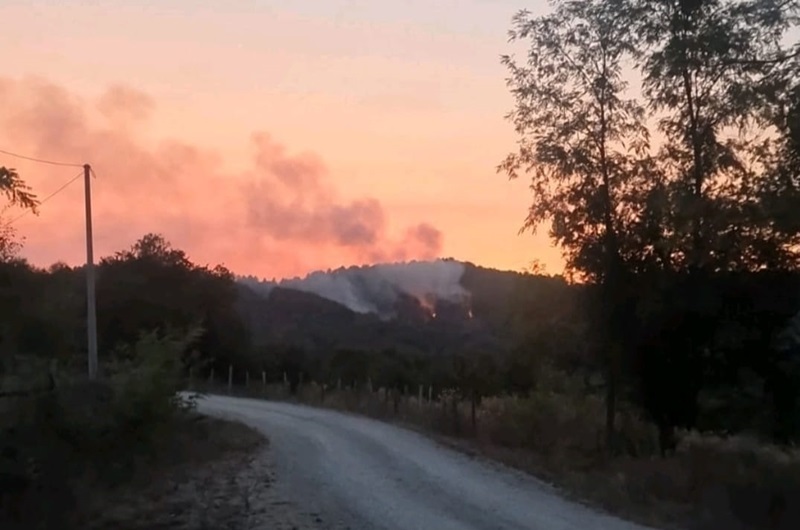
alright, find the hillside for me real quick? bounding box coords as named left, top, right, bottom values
left=235, top=260, right=576, bottom=358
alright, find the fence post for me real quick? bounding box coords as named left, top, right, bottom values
left=418, top=384, right=423, bottom=404
left=283, top=371, right=288, bottom=387
left=245, top=370, right=250, bottom=389
left=471, top=391, right=477, bottom=433
left=262, top=370, right=266, bottom=390
left=451, top=394, right=460, bottom=434
left=367, top=377, right=373, bottom=393
left=428, top=385, right=433, bottom=403
left=209, top=368, right=215, bottom=386
left=228, top=364, right=233, bottom=394
left=337, top=378, right=342, bottom=391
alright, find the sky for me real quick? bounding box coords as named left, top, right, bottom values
left=0, top=0, right=563, bottom=280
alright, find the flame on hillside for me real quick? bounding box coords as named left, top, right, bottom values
left=414, top=293, right=477, bottom=321
left=417, top=295, right=437, bottom=319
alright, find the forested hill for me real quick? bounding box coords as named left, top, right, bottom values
left=235, top=260, right=577, bottom=358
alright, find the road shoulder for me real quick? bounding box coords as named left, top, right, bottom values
left=81, top=414, right=324, bottom=530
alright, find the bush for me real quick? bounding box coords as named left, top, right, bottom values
left=105, top=327, right=203, bottom=440
left=0, top=327, right=203, bottom=528
left=679, top=432, right=800, bottom=504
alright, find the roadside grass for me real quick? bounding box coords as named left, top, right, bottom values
left=196, top=375, right=800, bottom=530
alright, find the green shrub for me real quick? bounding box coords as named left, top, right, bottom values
left=1, top=327, right=204, bottom=528
left=105, top=326, right=203, bottom=440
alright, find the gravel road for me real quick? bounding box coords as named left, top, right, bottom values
left=196, top=394, right=660, bottom=530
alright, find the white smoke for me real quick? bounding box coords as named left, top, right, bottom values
left=240, top=259, right=470, bottom=316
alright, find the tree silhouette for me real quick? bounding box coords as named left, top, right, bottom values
left=624, top=0, right=800, bottom=445
left=499, top=0, right=649, bottom=452
left=629, top=0, right=800, bottom=271
left=0, top=167, right=38, bottom=213
left=501, top=0, right=800, bottom=450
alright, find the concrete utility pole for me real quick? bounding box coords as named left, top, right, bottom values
left=84, top=163, right=98, bottom=380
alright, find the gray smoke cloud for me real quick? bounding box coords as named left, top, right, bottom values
left=242, top=259, right=469, bottom=317
left=0, top=77, right=444, bottom=277
left=244, top=133, right=442, bottom=261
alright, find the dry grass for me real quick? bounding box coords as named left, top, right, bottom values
left=198, top=375, right=800, bottom=530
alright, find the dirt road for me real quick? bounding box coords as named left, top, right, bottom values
left=197, top=394, right=659, bottom=530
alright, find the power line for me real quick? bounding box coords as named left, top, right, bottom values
left=6, top=169, right=85, bottom=224
left=0, top=147, right=84, bottom=168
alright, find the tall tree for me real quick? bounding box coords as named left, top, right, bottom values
left=630, top=0, right=800, bottom=271
left=622, top=0, right=800, bottom=442
left=499, top=0, right=647, bottom=452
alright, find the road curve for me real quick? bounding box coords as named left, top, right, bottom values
left=196, top=394, right=658, bottom=530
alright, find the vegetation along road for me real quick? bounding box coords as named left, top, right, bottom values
left=197, top=394, right=656, bottom=530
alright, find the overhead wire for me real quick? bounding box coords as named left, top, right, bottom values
left=0, top=146, right=94, bottom=225
left=0, top=147, right=84, bottom=168
left=6, top=169, right=86, bottom=225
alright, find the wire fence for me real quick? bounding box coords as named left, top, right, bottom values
left=184, top=364, right=478, bottom=438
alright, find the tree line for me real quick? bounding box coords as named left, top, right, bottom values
left=4, top=215, right=798, bottom=452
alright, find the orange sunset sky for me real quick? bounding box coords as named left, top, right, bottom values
left=0, top=0, right=563, bottom=280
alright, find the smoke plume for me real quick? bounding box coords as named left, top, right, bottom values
left=0, top=76, right=443, bottom=278
left=242, top=259, right=470, bottom=317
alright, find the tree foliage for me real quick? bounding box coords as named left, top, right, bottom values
left=0, top=166, right=38, bottom=263
left=499, top=0, right=649, bottom=282
left=0, top=221, right=22, bottom=263
left=95, top=233, right=247, bottom=363
left=0, top=167, right=38, bottom=213
left=0, top=233, right=249, bottom=375
left=630, top=0, right=800, bottom=271
left=500, top=0, right=800, bottom=447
